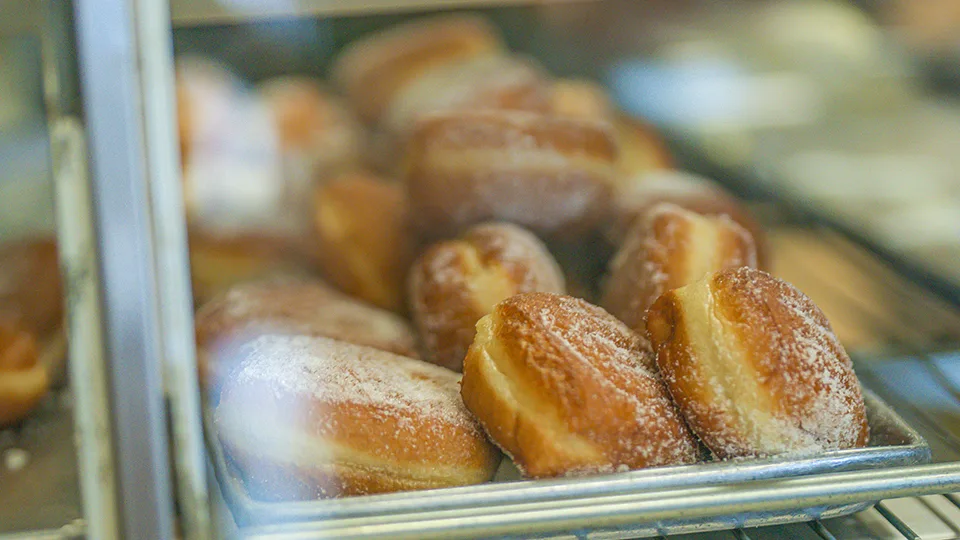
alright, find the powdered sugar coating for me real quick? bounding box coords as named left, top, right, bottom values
left=195, top=278, right=419, bottom=392
left=405, top=109, right=618, bottom=239
left=216, top=334, right=501, bottom=499
left=384, top=55, right=550, bottom=134
left=409, top=222, right=565, bottom=372
left=606, top=170, right=768, bottom=267
left=231, top=334, right=477, bottom=431
left=602, top=203, right=757, bottom=336
left=647, top=267, right=869, bottom=460
left=463, top=293, right=698, bottom=477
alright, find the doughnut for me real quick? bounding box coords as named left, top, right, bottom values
left=311, top=172, right=416, bottom=313
left=0, top=238, right=63, bottom=337
left=383, top=54, right=551, bottom=136
left=409, top=222, right=565, bottom=372
left=0, top=319, right=49, bottom=427
left=188, top=232, right=312, bottom=304
left=549, top=79, right=613, bottom=121
left=176, top=59, right=289, bottom=237
left=215, top=334, right=501, bottom=499
left=646, top=267, right=870, bottom=458
left=461, top=292, right=698, bottom=478
left=607, top=170, right=769, bottom=268
left=332, top=15, right=504, bottom=123
left=260, top=77, right=364, bottom=188
left=601, top=203, right=757, bottom=336
left=614, top=116, right=673, bottom=177
left=404, top=110, right=618, bottom=240
left=195, top=278, right=419, bottom=396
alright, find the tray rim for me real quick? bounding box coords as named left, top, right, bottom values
left=207, top=387, right=930, bottom=535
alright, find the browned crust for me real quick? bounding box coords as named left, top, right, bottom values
left=601, top=204, right=758, bottom=336
left=195, top=278, right=419, bottom=394
left=407, top=109, right=619, bottom=157
left=0, top=320, right=49, bottom=426
left=647, top=268, right=869, bottom=459
left=0, top=238, right=63, bottom=338
left=216, top=337, right=501, bottom=499
left=409, top=222, right=564, bottom=372
left=404, top=110, right=618, bottom=239
left=549, top=79, right=613, bottom=121
left=614, top=115, right=674, bottom=176
left=187, top=231, right=313, bottom=304
left=311, top=172, right=416, bottom=313
left=606, top=171, right=769, bottom=269
left=461, top=292, right=698, bottom=478
left=332, top=15, right=504, bottom=122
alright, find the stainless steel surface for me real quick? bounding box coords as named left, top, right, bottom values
left=136, top=0, right=213, bottom=536
left=0, top=389, right=81, bottom=535
left=49, top=116, right=120, bottom=540
left=207, top=390, right=929, bottom=537
left=70, top=0, right=176, bottom=535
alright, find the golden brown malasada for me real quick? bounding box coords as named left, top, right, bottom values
left=260, top=77, right=364, bottom=184
left=384, top=54, right=551, bottom=136
left=311, top=172, right=417, bottom=313
left=216, top=334, right=501, bottom=500
left=404, top=109, right=619, bottom=240
left=646, top=267, right=870, bottom=459
left=607, top=170, right=769, bottom=268
left=0, top=238, right=63, bottom=338
left=409, top=222, right=564, bottom=372
left=188, top=232, right=313, bottom=304
left=601, top=203, right=757, bottom=336
left=549, top=79, right=613, bottom=121
left=331, top=15, right=504, bottom=123
left=461, top=292, right=698, bottom=478
left=195, top=278, right=418, bottom=396
left=0, top=319, right=49, bottom=427
left=614, top=116, right=673, bottom=177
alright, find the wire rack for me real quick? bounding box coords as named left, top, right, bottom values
left=672, top=221, right=960, bottom=540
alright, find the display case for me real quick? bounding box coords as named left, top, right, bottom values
left=18, top=0, right=960, bottom=538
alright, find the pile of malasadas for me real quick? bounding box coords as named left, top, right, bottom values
left=185, top=15, right=869, bottom=502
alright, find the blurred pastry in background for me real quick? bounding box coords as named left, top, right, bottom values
left=614, top=116, right=673, bottom=177
left=549, top=79, right=613, bottom=121
left=383, top=55, right=552, bottom=136
left=176, top=58, right=290, bottom=238
left=374, top=54, right=551, bottom=172
left=260, top=76, right=364, bottom=188
left=195, top=278, right=419, bottom=398
left=311, top=172, right=416, bottom=313
left=409, top=222, right=565, bottom=372
left=606, top=170, right=769, bottom=269
left=188, top=232, right=313, bottom=305
left=404, top=109, right=619, bottom=240
left=0, top=318, right=50, bottom=427
left=602, top=203, right=757, bottom=335
left=332, top=15, right=505, bottom=123
left=0, top=238, right=63, bottom=338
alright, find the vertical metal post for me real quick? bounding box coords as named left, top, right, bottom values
left=135, top=0, right=213, bottom=537
left=69, top=0, right=176, bottom=537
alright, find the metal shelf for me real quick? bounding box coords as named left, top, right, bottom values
left=170, top=0, right=555, bottom=26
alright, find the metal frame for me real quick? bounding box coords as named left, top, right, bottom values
left=47, top=0, right=960, bottom=538
left=65, top=0, right=177, bottom=537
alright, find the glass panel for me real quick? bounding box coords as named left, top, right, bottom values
left=0, top=28, right=83, bottom=536
left=161, top=1, right=960, bottom=537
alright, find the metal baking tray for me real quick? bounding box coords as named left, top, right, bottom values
left=206, top=388, right=930, bottom=538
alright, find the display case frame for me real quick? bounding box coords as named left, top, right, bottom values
left=45, top=0, right=960, bottom=538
